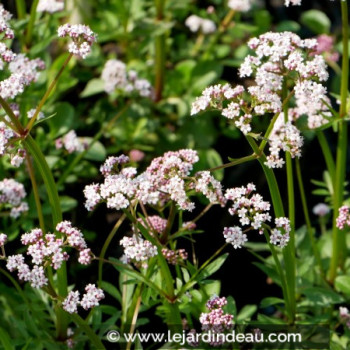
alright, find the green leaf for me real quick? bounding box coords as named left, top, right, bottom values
left=300, top=10, right=330, bottom=34
left=205, top=149, right=224, bottom=181
left=60, top=196, right=78, bottom=213
left=48, top=102, right=74, bottom=137
left=276, top=20, right=300, bottom=32
left=83, top=140, right=107, bottom=161
left=236, top=305, right=257, bottom=322
left=100, top=281, right=122, bottom=302
left=197, top=254, right=228, bottom=281
left=335, top=275, right=350, bottom=295
left=260, top=297, right=285, bottom=309
left=190, top=61, right=223, bottom=94
left=80, top=79, right=105, bottom=98
left=0, top=327, right=14, bottom=350
left=301, top=287, right=344, bottom=306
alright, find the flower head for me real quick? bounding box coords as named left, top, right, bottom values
left=57, top=24, right=97, bottom=59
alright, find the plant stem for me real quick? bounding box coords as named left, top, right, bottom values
left=316, top=131, right=335, bottom=180
left=69, top=313, right=106, bottom=349
left=15, top=0, right=26, bottom=19
left=282, top=81, right=296, bottom=322
left=246, top=136, right=295, bottom=322
left=98, top=214, right=126, bottom=287
left=329, top=0, right=349, bottom=283
left=208, top=153, right=258, bottom=172
left=126, top=289, right=143, bottom=350
left=295, top=158, right=324, bottom=278
left=220, top=10, right=236, bottom=32
left=25, top=53, right=74, bottom=132
left=26, top=153, right=46, bottom=234
left=25, top=0, right=39, bottom=47
left=123, top=208, right=182, bottom=324
left=154, top=0, right=166, bottom=102
left=0, top=97, right=25, bottom=135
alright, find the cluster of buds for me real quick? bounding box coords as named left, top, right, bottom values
left=101, top=59, right=153, bottom=98
left=57, top=24, right=97, bottom=59
left=162, top=248, right=188, bottom=265
left=136, top=215, right=168, bottom=236
left=63, top=284, right=104, bottom=314
left=336, top=206, right=350, bottom=230
left=199, top=295, right=234, bottom=346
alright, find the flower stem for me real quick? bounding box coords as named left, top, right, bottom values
left=295, top=158, right=324, bottom=278
left=0, top=96, right=25, bottom=135
left=220, top=10, right=236, bottom=32
left=25, top=53, right=74, bottom=132
left=69, top=313, right=105, bottom=349
left=154, top=0, right=166, bottom=102
left=282, top=81, right=296, bottom=322
left=26, top=153, right=46, bottom=234
left=316, top=131, right=335, bottom=180
left=208, top=153, right=258, bottom=172
left=15, top=0, right=26, bottom=19
left=25, top=0, right=39, bottom=47
left=247, top=136, right=295, bottom=323
left=98, top=214, right=126, bottom=287
left=329, top=0, right=349, bottom=284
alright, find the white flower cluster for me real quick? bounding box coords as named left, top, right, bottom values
left=240, top=32, right=330, bottom=129
left=228, top=0, right=252, bottom=12
left=270, top=217, right=291, bottom=248
left=101, top=59, right=153, bottom=98
left=5, top=221, right=94, bottom=290
left=0, top=5, right=14, bottom=40
left=223, top=226, right=248, bottom=249
left=57, top=24, right=97, bottom=59
left=224, top=183, right=291, bottom=248
left=55, top=130, right=87, bottom=154
left=84, top=150, right=225, bottom=213
left=0, top=178, right=28, bottom=218
left=37, top=0, right=64, bottom=13
left=120, top=234, right=158, bottom=269
left=191, top=84, right=255, bottom=134
left=63, top=284, right=104, bottom=314
left=185, top=15, right=216, bottom=34
left=0, top=8, right=45, bottom=100
left=312, top=203, right=330, bottom=217
left=265, top=116, right=304, bottom=168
